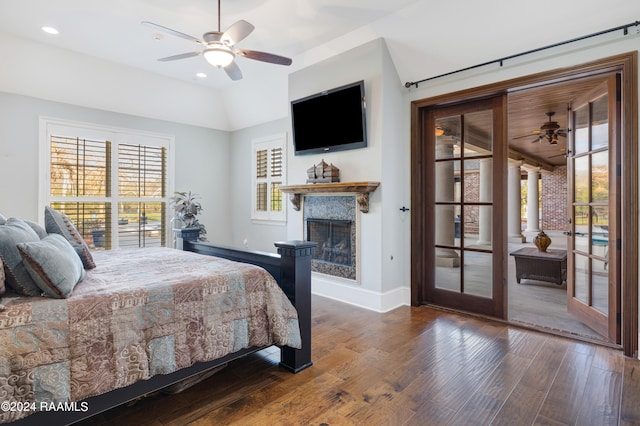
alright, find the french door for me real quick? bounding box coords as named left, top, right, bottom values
left=412, top=96, right=507, bottom=318
left=566, top=75, right=621, bottom=342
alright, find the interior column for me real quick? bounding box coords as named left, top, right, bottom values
left=476, top=158, right=492, bottom=246
left=524, top=165, right=541, bottom=233
left=508, top=160, right=526, bottom=242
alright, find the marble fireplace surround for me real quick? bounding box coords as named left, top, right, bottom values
left=280, top=182, right=380, bottom=281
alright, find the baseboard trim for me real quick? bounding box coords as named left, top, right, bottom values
left=311, top=274, right=410, bottom=313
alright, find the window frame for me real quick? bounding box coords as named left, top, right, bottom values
left=39, top=117, right=175, bottom=249
left=251, top=133, right=287, bottom=224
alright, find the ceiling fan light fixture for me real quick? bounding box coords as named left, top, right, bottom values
left=204, top=47, right=234, bottom=67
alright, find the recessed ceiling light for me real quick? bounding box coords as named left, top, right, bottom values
left=196, top=72, right=207, bottom=78
left=42, top=26, right=59, bottom=35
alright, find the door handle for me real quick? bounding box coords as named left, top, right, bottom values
left=563, top=231, right=572, bottom=236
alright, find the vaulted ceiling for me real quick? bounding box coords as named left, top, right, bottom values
left=0, top=0, right=636, bottom=131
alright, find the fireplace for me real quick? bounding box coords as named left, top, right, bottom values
left=303, top=195, right=357, bottom=280
left=307, top=219, right=352, bottom=266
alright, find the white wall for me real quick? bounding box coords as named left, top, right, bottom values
left=229, top=118, right=289, bottom=253
left=287, top=38, right=408, bottom=311
left=0, top=91, right=233, bottom=245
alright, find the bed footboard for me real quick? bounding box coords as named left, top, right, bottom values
left=183, top=239, right=316, bottom=373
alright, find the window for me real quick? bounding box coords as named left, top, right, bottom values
left=252, top=134, right=286, bottom=222
left=41, top=118, right=174, bottom=250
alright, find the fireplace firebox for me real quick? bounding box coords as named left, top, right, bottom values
left=306, top=219, right=352, bottom=266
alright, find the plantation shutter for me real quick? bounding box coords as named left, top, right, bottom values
left=256, top=149, right=268, bottom=212
left=252, top=135, right=286, bottom=222
left=50, top=136, right=112, bottom=249
left=117, top=143, right=167, bottom=248
left=270, top=147, right=283, bottom=212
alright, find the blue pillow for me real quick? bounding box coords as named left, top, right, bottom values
left=25, top=220, right=47, bottom=239
left=0, top=218, right=42, bottom=296
left=44, top=207, right=96, bottom=269
left=17, top=234, right=85, bottom=298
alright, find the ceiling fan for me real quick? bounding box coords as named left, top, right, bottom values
left=512, top=111, right=568, bottom=144
left=142, top=0, right=292, bottom=81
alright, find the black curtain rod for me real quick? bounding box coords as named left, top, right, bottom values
left=404, top=20, right=640, bottom=89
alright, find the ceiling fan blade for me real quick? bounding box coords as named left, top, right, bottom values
left=224, top=61, right=243, bottom=81
left=142, top=21, right=204, bottom=45
left=221, top=20, right=255, bottom=45
left=511, top=131, right=541, bottom=140
left=530, top=136, right=544, bottom=143
left=158, top=51, right=202, bottom=62
left=238, top=49, right=292, bottom=66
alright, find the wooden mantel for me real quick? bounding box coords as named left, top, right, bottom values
left=279, top=181, right=380, bottom=213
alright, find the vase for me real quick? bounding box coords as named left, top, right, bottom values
left=534, top=230, right=552, bottom=252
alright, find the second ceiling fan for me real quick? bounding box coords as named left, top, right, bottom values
left=512, top=111, right=568, bottom=144
left=143, top=0, right=292, bottom=81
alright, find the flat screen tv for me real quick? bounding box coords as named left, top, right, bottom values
left=291, top=80, right=367, bottom=155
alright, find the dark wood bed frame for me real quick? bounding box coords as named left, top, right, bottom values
left=13, top=240, right=315, bottom=425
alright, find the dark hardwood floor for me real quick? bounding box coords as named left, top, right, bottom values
left=81, top=295, right=640, bottom=425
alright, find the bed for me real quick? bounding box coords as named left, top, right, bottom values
left=0, top=216, right=314, bottom=425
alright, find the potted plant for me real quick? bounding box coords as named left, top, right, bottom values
left=170, top=191, right=207, bottom=241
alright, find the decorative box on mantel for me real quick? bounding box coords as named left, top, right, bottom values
left=306, top=159, right=340, bottom=183
left=279, top=181, right=380, bottom=213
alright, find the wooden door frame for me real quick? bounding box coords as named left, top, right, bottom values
left=411, top=52, right=638, bottom=356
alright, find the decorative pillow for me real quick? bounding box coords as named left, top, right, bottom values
left=25, top=220, right=47, bottom=239
left=0, top=218, right=42, bottom=296
left=44, top=207, right=96, bottom=270
left=17, top=234, right=85, bottom=298
left=0, top=213, right=6, bottom=225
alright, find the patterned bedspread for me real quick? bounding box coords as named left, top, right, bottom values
left=0, top=247, right=301, bottom=423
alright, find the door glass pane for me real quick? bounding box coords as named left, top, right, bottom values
left=591, top=205, right=609, bottom=256
left=574, top=156, right=589, bottom=203
left=591, top=151, right=608, bottom=203
left=435, top=116, right=461, bottom=159
left=435, top=205, right=458, bottom=248
left=476, top=206, right=493, bottom=249
left=574, top=253, right=589, bottom=303
left=435, top=159, right=457, bottom=202
left=463, top=110, right=493, bottom=157
left=574, top=105, right=589, bottom=154
left=574, top=206, right=589, bottom=253
left=463, top=158, right=493, bottom=203
left=464, top=251, right=492, bottom=298
left=435, top=248, right=461, bottom=292
left=592, top=259, right=609, bottom=314
left=591, top=94, right=609, bottom=151
left=463, top=204, right=479, bottom=248
left=463, top=160, right=480, bottom=202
